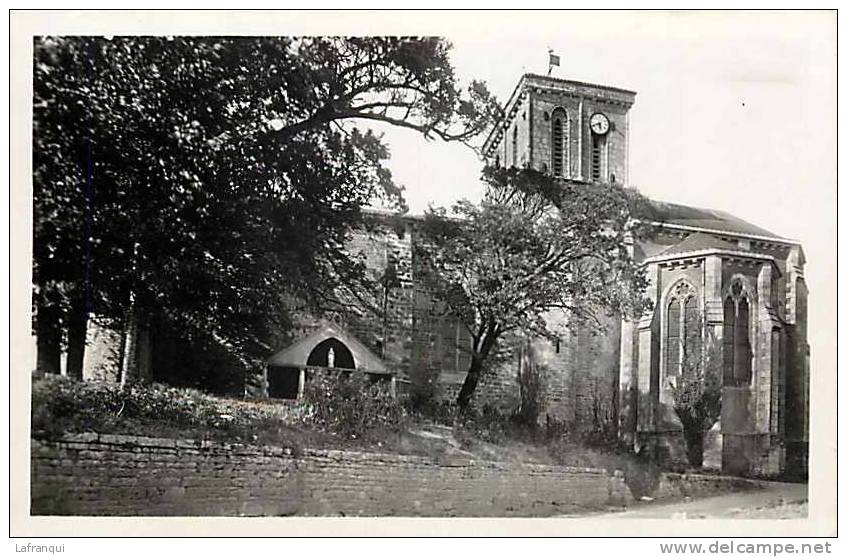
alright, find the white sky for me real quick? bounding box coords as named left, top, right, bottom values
left=370, top=11, right=836, bottom=379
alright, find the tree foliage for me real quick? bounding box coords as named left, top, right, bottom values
left=670, top=329, right=723, bottom=468
left=415, top=166, right=651, bottom=411
left=32, top=36, right=498, bottom=388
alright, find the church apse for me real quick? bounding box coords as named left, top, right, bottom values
left=627, top=228, right=806, bottom=476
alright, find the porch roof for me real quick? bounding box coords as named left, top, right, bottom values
left=266, top=323, right=390, bottom=375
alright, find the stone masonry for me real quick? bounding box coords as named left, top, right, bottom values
left=31, top=433, right=765, bottom=517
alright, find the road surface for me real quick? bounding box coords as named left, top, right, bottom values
left=575, top=481, right=808, bottom=519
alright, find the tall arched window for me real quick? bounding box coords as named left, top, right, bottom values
left=723, top=297, right=735, bottom=383
left=665, top=282, right=700, bottom=378
left=551, top=108, right=569, bottom=177
left=512, top=125, right=518, bottom=167
left=666, top=299, right=681, bottom=376
left=591, top=133, right=606, bottom=182
left=723, top=281, right=753, bottom=386
left=735, top=298, right=751, bottom=383
left=683, top=296, right=701, bottom=376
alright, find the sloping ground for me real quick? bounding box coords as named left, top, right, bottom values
left=407, top=422, right=555, bottom=464
left=32, top=378, right=786, bottom=517
left=30, top=376, right=632, bottom=470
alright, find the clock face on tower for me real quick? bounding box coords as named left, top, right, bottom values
left=589, top=112, right=610, bottom=135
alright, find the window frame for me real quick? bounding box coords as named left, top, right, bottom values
left=512, top=125, right=518, bottom=167
left=723, top=280, right=754, bottom=387
left=550, top=107, right=569, bottom=178
left=664, top=281, right=701, bottom=380
left=590, top=132, right=606, bottom=182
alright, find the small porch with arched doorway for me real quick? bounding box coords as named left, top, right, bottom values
left=264, top=323, right=393, bottom=400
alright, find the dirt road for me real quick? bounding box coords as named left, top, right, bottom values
left=577, top=481, right=808, bottom=519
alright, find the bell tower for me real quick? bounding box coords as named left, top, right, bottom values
left=482, top=74, right=636, bottom=185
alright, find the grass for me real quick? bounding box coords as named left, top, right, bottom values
left=32, top=375, right=459, bottom=458
left=31, top=375, right=647, bottom=474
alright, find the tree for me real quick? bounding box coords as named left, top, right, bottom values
left=32, top=36, right=499, bottom=388
left=416, top=166, right=650, bottom=413
left=670, top=329, right=723, bottom=468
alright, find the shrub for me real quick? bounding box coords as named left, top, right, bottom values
left=454, top=403, right=538, bottom=447
left=403, top=394, right=456, bottom=427
left=300, top=372, right=407, bottom=440
left=455, top=404, right=507, bottom=445
left=30, top=375, right=309, bottom=445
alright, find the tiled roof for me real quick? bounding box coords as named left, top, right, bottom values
left=657, top=232, right=743, bottom=258
left=645, top=200, right=782, bottom=239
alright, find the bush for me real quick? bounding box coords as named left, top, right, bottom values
left=300, top=372, right=407, bottom=440
left=403, top=394, right=456, bottom=426
left=454, top=403, right=537, bottom=447
left=30, top=375, right=309, bottom=445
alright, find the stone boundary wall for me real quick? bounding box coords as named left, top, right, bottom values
left=31, top=434, right=761, bottom=517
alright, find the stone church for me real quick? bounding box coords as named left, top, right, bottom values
left=83, top=73, right=810, bottom=478
left=480, top=74, right=809, bottom=478
left=264, top=73, right=809, bottom=478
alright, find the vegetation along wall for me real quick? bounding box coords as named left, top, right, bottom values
left=31, top=433, right=764, bottom=517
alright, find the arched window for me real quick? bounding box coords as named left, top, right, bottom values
left=665, top=282, right=700, bottom=378
left=512, top=125, right=518, bottom=167
left=735, top=298, right=751, bottom=383
left=591, top=133, right=606, bottom=182
left=551, top=108, right=569, bottom=177
left=723, top=297, right=735, bottom=383
left=683, top=296, right=701, bottom=376
left=723, top=281, right=753, bottom=386
left=666, top=299, right=681, bottom=376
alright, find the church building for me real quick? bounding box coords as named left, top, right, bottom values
left=477, top=74, right=810, bottom=477
left=80, top=72, right=810, bottom=478
left=270, top=73, right=809, bottom=478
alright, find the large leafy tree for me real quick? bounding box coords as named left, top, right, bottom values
left=32, top=36, right=499, bottom=386
left=416, top=167, right=651, bottom=412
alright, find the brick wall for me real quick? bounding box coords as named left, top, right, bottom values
left=31, top=433, right=633, bottom=517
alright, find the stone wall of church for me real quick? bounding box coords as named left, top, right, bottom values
left=344, top=217, right=524, bottom=412
left=581, top=98, right=629, bottom=184
left=343, top=216, right=416, bottom=382
left=784, top=275, right=809, bottom=477
left=530, top=90, right=582, bottom=177
left=528, top=92, right=630, bottom=183
left=570, top=317, right=622, bottom=434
